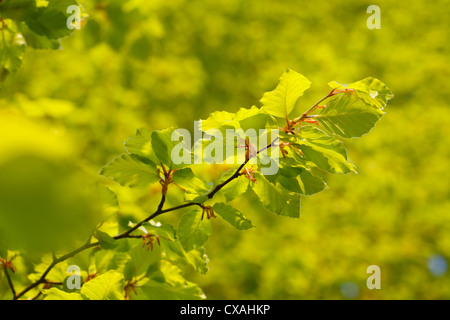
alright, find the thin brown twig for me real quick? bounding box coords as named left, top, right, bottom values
left=4, top=268, right=16, bottom=299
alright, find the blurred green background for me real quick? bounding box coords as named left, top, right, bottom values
left=1, top=0, right=450, bottom=299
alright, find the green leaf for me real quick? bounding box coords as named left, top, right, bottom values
left=144, top=223, right=176, bottom=242
left=43, top=288, right=83, bottom=300
left=251, top=173, right=301, bottom=218
left=124, top=128, right=158, bottom=163
left=151, top=129, right=172, bottom=166
left=213, top=202, right=254, bottom=230
left=135, top=262, right=205, bottom=300
left=235, top=106, right=276, bottom=131
left=294, top=126, right=356, bottom=174
left=0, top=30, right=26, bottom=73
left=158, top=228, right=209, bottom=275
left=81, top=270, right=125, bottom=300
left=194, top=134, right=229, bottom=165
left=329, top=77, right=394, bottom=110
left=94, top=231, right=117, bottom=250
left=261, top=69, right=311, bottom=118
left=0, top=0, right=38, bottom=21
left=186, top=247, right=209, bottom=275
left=217, top=170, right=249, bottom=202
left=200, top=110, right=236, bottom=131
left=314, top=93, right=385, bottom=138
left=161, top=237, right=189, bottom=264
left=136, top=279, right=205, bottom=300
left=94, top=250, right=130, bottom=275
left=100, top=153, right=159, bottom=188
left=151, top=128, right=188, bottom=168
left=19, top=23, right=61, bottom=50
left=26, top=0, right=79, bottom=39
left=277, top=167, right=327, bottom=195
left=178, top=208, right=212, bottom=252
left=172, top=168, right=212, bottom=195
left=128, top=128, right=191, bottom=168
left=124, top=242, right=161, bottom=279
left=201, top=106, right=274, bottom=132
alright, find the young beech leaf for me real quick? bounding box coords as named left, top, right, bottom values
left=217, top=170, right=249, bottom=202
left=213, top=202, right=254, bottom=230
left=186, top=247, right=209, bottom=275
left=314, top=93, right=385, bottom=138
left=178, top=208, right=212, bottom=252
left=19, top=23, right=61, bottom=50
left=261, top=69, right=311, bottom=118
left=80, top=270, right=125, bottom=300
left=100, top=153, right=159, bottom=187
left=135, top=278, right=205, bottom=300
left=0, top=0, right=38, bottom=21
left=201, top=106, right=274, bottom=132
left=0, top=29, right=26, bottom=73
left=161, top=236, right=209, bottom=275
left=329, top=77, right=394, bottom=110
left=133, top=261, right=206, bottom=300
left=235, top=106, right=275, bottom=131
left=289, top=126, right=356, bottom=174
left=172, top=168, right=212, bottom=195
left=151, top=130, right=174, bottom=167
left=125, top=128, right=159, bottom=163
left=151, top=128, right=188, bottom=169
left=201, top=110, right=236, bottom=131
left=43, top=288, right=83, bottom=300
left=161, top=237, right=188, bottom=263
left=144, top=223, right=176, bottom=241
left=250, top=173, right=301, bottom=218
left=94, top=250, right=130, bottom=275
left=26, top=0, right=79, bottom=40
left=124, top=242, right=161, bottom=279
left=94, top=230, right=117, bottom=250
left=277, top=167, right=327, bottom=195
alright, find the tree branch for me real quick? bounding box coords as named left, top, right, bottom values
left=13, top=136, right=279, bottom=300
left=4, top=268, right=16, bottom=299
left=14, top=241, right=99, bottom=300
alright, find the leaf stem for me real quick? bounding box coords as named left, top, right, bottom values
left=292, top=89, right=334, bottom=124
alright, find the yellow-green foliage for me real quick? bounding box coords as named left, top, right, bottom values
left=1, top=0, right=449, bottom=299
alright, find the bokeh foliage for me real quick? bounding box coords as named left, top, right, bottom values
left=1, top=0, right=449, bottom=299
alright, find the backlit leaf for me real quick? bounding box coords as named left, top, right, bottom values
left=178, top=208, right=212, bottom=252
left=314, top=93, right=385, bottom=138
left=172, top=168, right=212, bottom=195
left=100, top=153, right=159, bottom=188
left=43, top=288, right=83, bottom=300
left=251, top=173, right=301, bottom=218
left=261, top=69, right=311, bottom=118
left=80, top=270, right=125, bottom=300
left=213, top=202, right=254, bottom=230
